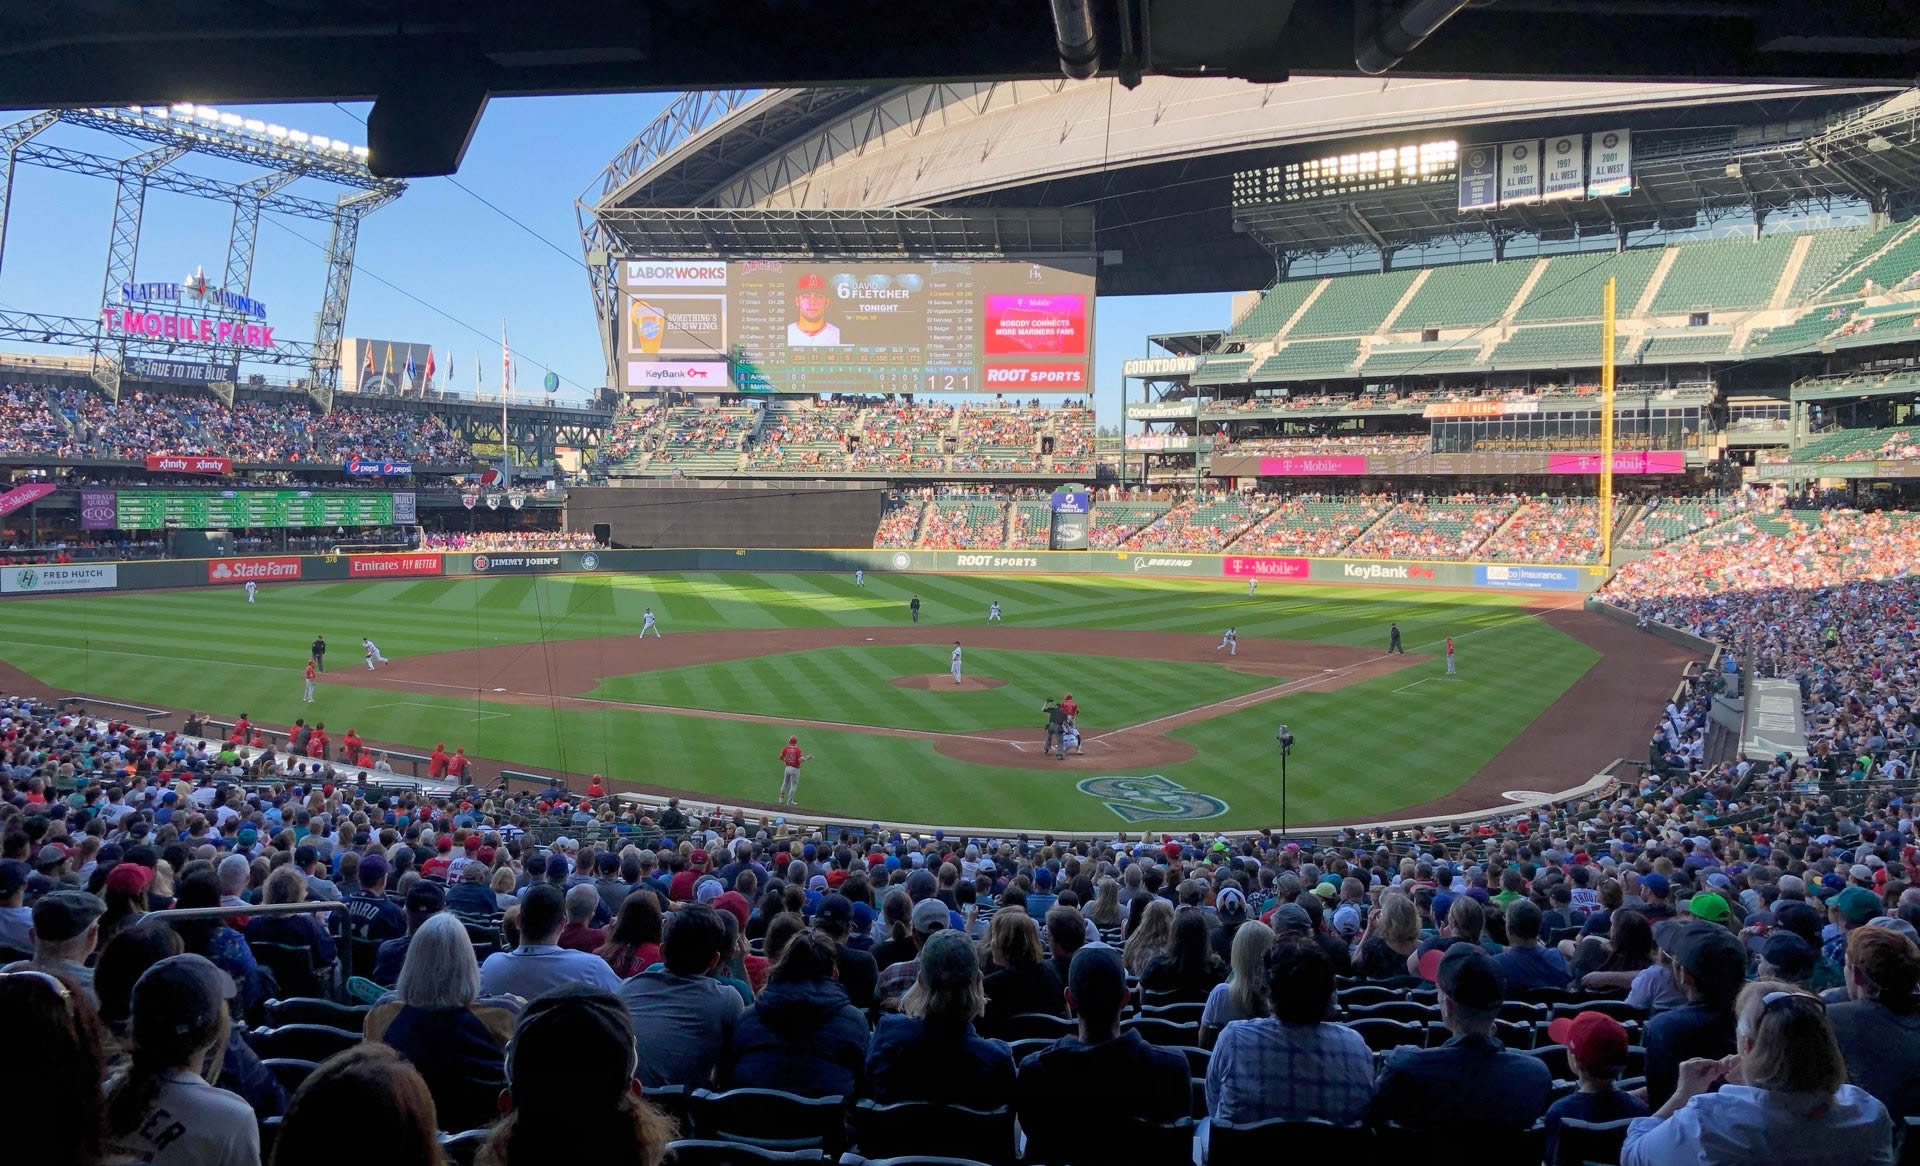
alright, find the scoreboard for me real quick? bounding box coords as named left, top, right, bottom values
left=113, top=491, right=398, bottom=530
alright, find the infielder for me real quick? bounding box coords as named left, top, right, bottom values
left=1445, top=635, right=1456, bottom=674
left=639, top=608, right=662, bottom=638
left=855, top=569, right=864, bottom=587
left=987, top=601, right=1002, bottom=623
left=363, top=637, right=389, bottom=669
left=778, top=735, right=812, bottom=806
left=245, top=580, right=257, bottom=604
left=1216, top=626, right=1238, bottom=656
left=302, top=658, right=317, bottom=703
left=950, top=641, right=963, bottom=685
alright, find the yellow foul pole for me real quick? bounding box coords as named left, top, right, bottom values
left=1599, top=276, right=1616, bottom=567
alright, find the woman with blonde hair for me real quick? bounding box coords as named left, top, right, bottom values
left=1620, top=980, right=1892, bottom=1165
left=1087, top=876, right=1123, bottom=930
left=1123, top=898, right=1175, bottom=978
left=981, top=909, right=1064, bottom=1024
left=1352, top=892, right=1421, bottom=980
left=490, top=866, right=519, bottom=911
left=1202, top=920, right=1275, bottom=1045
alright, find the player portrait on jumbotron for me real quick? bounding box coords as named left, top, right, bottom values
left=787, top=272, right=843, bottom=346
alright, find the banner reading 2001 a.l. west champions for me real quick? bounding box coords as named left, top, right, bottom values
left=618, top=258, right=1096, bottom=395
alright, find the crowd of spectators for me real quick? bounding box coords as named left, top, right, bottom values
left=873, top=501, right=924, bottom=548
left=1230, top=495, right=1393, bottom=557
left=1343, top=493, right=1519, bottom=560
left=1119, top=491, right=1273, bottom=552
left=914, top=502, right=1008, bottom=549
left=1211, top=432, right=1428, bottom=457
left=1480, top=499, right=1604, bottom=563
left=420, top=531, right=605, bottom=552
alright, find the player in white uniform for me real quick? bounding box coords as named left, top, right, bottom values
left=950, top=642, right=963, bottom=685
left=987, top=601, right=1002, bottom=623
left=639, top=608, right=662, bottom=638
left=1216, top=626, right=1238, bottom=655
left=1248, top=578, right=1257, bottom=597
left=855, top=569, right=864, bottom=586
left=363, top=637, right=389, bottom=669
left=245, top=580, right=257, bottom=603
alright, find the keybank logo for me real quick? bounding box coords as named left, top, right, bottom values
left=1344, top=563, right=1408, bottom=579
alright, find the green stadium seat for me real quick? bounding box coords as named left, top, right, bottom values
left=1287, top=270, right=1420, bottom=338
left=1648, top=234, right=1797, bottom=314
left=1640, top=332, right=1732, bottom=362
left=1258, top=339, right=1361, bottom=380
left=1227, top=279, right=1322, bottom=341
left=1512, top=249, right=1662, bottom=323
left=1395, top=261, right=1533, bottom=330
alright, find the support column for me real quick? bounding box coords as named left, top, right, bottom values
left=0, top=112, right=56, bottom=280
left=219, top=170, right=299, bottom=374
left=310, top=187, right=401, bottom=411
left=95, top=146, right=188, bottom=402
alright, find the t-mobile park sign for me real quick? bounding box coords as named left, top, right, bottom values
left=101, top=308, right=276, bottom=349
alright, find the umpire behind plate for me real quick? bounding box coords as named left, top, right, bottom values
left=1043, top=697, right=1068, bottom=759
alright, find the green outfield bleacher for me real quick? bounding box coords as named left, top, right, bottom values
left=1228, top=278, right=1322, bottom=340
left=1487, top=324, right=1624, bottom=368
left=1513, top=248, right=1663, bottom=323
left=1259, top=339, right=1361, bottom=379
left=1746, top=300, right=1859, bottom=353
left=918, top=500, right=1009, bottom=548
left=1618, top=498, right=1735, bottom=549
left=1192, top=353, right=1257, bottom=385
left=1649, top=233, right=1797, bottom=313
left=1792, top=224, right=1895, bottom=299
left=1234, top=497, right=1390, bottom=556
left=1641, top=332, right=1733, bottom=362
left=1360, top=343, right=1482, bottom=376
left=1089, top=502, right=1170, bottom=548
left=1834, top=223, right=1920, bottom=297
left=1789, top=426, right=1920, bottom=463
left=1007, top=500, right=1052, bottom=549
left=1287, top=269, right=1420, bottom=338
left=1396, top=261, right=1533, bottom=330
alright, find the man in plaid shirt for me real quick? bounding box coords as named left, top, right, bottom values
left=875, top=899, right=952, bottom=1009
left=1206, top=931, right=1374, bottom=1124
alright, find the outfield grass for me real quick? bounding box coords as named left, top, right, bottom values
left=0, top=572, right=1597, bottom=830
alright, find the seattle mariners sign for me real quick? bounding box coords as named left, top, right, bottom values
left=1, top=564, right=117, bottom=594
left=1077, top=775, right=1227, bottom=822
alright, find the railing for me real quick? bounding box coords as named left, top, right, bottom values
left=145, top=900, right=359, bottom=980
left=59, top=696, right=169, bottom=727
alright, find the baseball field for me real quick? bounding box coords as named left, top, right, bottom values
left=0, top=571, right=1689, bottom=831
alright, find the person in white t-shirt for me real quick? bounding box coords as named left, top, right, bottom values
left=104, top=954, right=259, bottom=1166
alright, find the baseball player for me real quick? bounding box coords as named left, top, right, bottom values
left=778, top=735, right=812, bottom=806
left=362, top=637, right=389, bottom=669
left=1061, top=720, right=1082, bottom=756
left=245, top=580, right=257, bottom=604
left=1388, top=622, right=1404, bottom=654
left=910, top=595, right=922, bottom=624
left=1216, top=626, right=1238, bottom=656
left=1248, top=578, right=1257, bottom=597
left=855, top=569, right=864, bottom=587
left=950, top=641, right=963, bottom=685
left=639, top=608, right=662, bottom=638
left=987, top=601, right=1002, bottom=623
left=302, top=658, right=317, bottom=703
left=1445, top=636, right=1456, bottom=674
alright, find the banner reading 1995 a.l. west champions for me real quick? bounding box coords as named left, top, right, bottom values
left=617, top=258, right=1096, bottom=394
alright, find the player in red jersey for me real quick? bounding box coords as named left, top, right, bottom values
left=778, top=736, right=813, bottom=806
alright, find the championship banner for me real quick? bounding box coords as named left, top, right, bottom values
left=485, top=494, right=501, bottom=510
left=145, top=454, right=231, bottom=475
left=1587, top=129, right=1632, bottom=198
left=392, top=492, right=417, bottom=525
left=1499, top=141, right=1543, bottom=206
left=0, top=481, right=55, bottom=518
left=461, top=494, right=478, bottom=510
left=1457, top=144, right=1498, bottom=213
left=1541, top=135, right=1585, bottom=203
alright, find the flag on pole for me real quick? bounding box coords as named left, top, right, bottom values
left=403, top=350, right=417, bottom=395
left=501, top=323, right=512, bottom=398
left=381, top=342, right=394, bottom=382
left=445, top=350, right=454, bottom=388
left=361, top=341, right=374, bottom=383
left=424, top=348, right=436, bottom=390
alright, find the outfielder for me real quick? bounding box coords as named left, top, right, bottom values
left=987, top=601, right=1002, bottom=623
left=855, top=569, right=864, bottom=587
left=1445, top=636, right=1456, bottom=674
left=1216, top=626, right=1238, bottom=656
left=245, top=580, right=257, bottom=604
left=778, top=735, right=812, bottom=806
left=639, top=608, right=662, bottom=638
left=363, top=637, right=389, bottom=669
left=1248, top=578, right=1257, bottom=597
left=950, top=641, right=963, bottom=685
left=302, top=658, right=316, bottom=703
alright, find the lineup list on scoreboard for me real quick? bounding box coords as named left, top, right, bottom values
left=114, top=491, right=396, bottom=530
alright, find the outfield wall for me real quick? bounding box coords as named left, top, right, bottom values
left=0, top=548, right=1607, bottom=595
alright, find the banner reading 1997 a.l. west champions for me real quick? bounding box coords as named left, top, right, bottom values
left=617, top=258, right=1096, bottom=394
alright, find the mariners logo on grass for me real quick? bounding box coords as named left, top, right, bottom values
left=1078, top=775, right=1227, bottom=822
left=890, top=552, right=911, bottom=570
left=580, top=553, right=599, bottom=571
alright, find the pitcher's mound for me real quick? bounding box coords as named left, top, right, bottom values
left=891, top=674, right=1006, bottom=691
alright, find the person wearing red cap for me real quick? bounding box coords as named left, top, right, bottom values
left=446, top=747, right=469, bottom=780
left=671, top=850, right=710, bottom=902
left=787, top=272, right=841, bottom=346
left=587, top=774, right=606, bottom=799
left=1060, top=693, right=1078, bottom=720
left=428, top=743, right=450, bottom=779
left=422, top=836, right=455, bottom=879
left=778, top=736, right=811, bottom=807
left=342, top=727, right=363, bottom=759
left=1541, top=1010, right=1648, bottom=1161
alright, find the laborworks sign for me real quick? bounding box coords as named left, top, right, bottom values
left=1474, top=564, right=1583, bottom=591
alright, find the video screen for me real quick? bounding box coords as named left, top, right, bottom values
left=617, top=258, right=1095, bottom=394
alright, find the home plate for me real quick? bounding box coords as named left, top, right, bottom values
left=493, top=687, right=506, bottom=692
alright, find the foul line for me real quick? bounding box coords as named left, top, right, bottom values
left=368, top=700, right=512, bottom=720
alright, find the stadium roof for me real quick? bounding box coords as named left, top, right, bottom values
left=8, top=2, right=1920, bottom=177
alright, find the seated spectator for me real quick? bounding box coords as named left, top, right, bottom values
left=1140, top=905, right=1227, bottom=1002
left=97, top=860, right=154, bottom=952
left=865, top=929, right=1016, bottom=1109
left=270, top=1044, right=443, bottom=1166
left=1, top=888, right=104, bottom=1003
left=103, top=953, right=259, bottom=1166
left=813, top=893, right=878, bottom=1011
left=478, top=984, right=676, bottom=1166
left=1407, top=893, right=1497, bottom=973
left=243, top=866, right=337, bottom=971
left=369, top=913, right=509, bottom=1132
left=1541, top=1011, right=1650, bottom=1162
left=1122, top=897, right=1175, bottom=978
left=1202, top=920, right=1275, bottom=1043
left=1494, top=899, right=1572, bottom=990
left=373, top=880, right=446, bottom=988
left=1043, top=904, right=1089, bottom=989
left=1207, top=932, right=1373, bottom=1125
left=0, top=954, right=110, bottom=1166
left=1622, top=982, right=1892, bottom=1166
left=171, top=868, right=260, bottom=1013
left=558, top=884, right=608, bottom=953
left=346, top=854, right=407, bottom=942
left=1372, top=945, right=1551, bottom=1130
left=446, top=861, right=499, bottom=919
left=982, top=908, right=1065, bottom=1024
left=1564, top=906, right=1654, bottom=988
left=1351, top=893, right=1422, bottom=980
left=1643, top=920, right=1746, bottom=1107
left=717, top=931, right=868, bottom=1097
left=875, top=898, right=952, bottom=1008
left=478, top=883, right=622, bottom=998
left=596, top=891, right=664, bottom=979
left=0, top=859, right=32, bottom=953
left=1018, top=945, right=1189, bottom=1156
left=619, top=903, right=745, bottom=1088
left=1827, top=925, right=1920, bottom=1123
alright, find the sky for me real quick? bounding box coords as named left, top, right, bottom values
left=0, top=95, right=1234, bottom=427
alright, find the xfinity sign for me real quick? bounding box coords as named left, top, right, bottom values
left=624, top=261, right=728, bottom=287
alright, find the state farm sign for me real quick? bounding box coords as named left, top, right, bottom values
left=145, top=454, right=231, bottom=475
left=208, top=557, right=302, bottom=582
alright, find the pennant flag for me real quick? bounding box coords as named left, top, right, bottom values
left=424, top=347, right=436, bottom=389
left=382, top=342, right=394, bottom=379
left=501, top=323, right=512, bottom=396
left=445, top=350, right=454, bottom=388
left=361, top=341, right=374, bottom=381
left=404, top=350, right=417, bottom=395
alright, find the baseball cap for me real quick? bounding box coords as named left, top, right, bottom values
left=1067, top=944, right=1127, bottom=1014
left=1430, top=944, right=1504, bottom=1011
left=816, top=893, right=853, bottom=927
left=690, top=849, right=709, bottom=866
left=1657, top=920, right=1746, bottom=991
left=506, top=984, right=636, bottom=1104
left=1639, top=872, right=1670, bottom=898
left=910, top=898, right=949, bottom=934
left=1311, top=882, right=1338, bottom=900
left=1216, top=887, right=1247, bottom=919
left=796, top=273, right=826, bottom=291
left=1686, top=892, right=1731, bottom=924
left=0, top=859, right=29, bottom=897
left=1547, top=1011, right=1629, bottom=1069
left=131, top=953, right=234, bottom=1043
left=357, top=854, right=390, bottom=887
left=405, top=881, right=446, bottom=917
left=104, top=863, right=155, bottom=896
left=1830, top=885, right=1881, bottom=926
left=33, top=844, right=68, bottom=869
left=788, top=736, right=798, bottom=745
left=545, top=853, right=570, bottom=879
left=436, top=836, right=454, bottom=853
left=1760, top=931, right=1816, bottom=978
left=31, top=890, right=105, bottom=942
left=1269, top=903, right=1312, bottom=935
